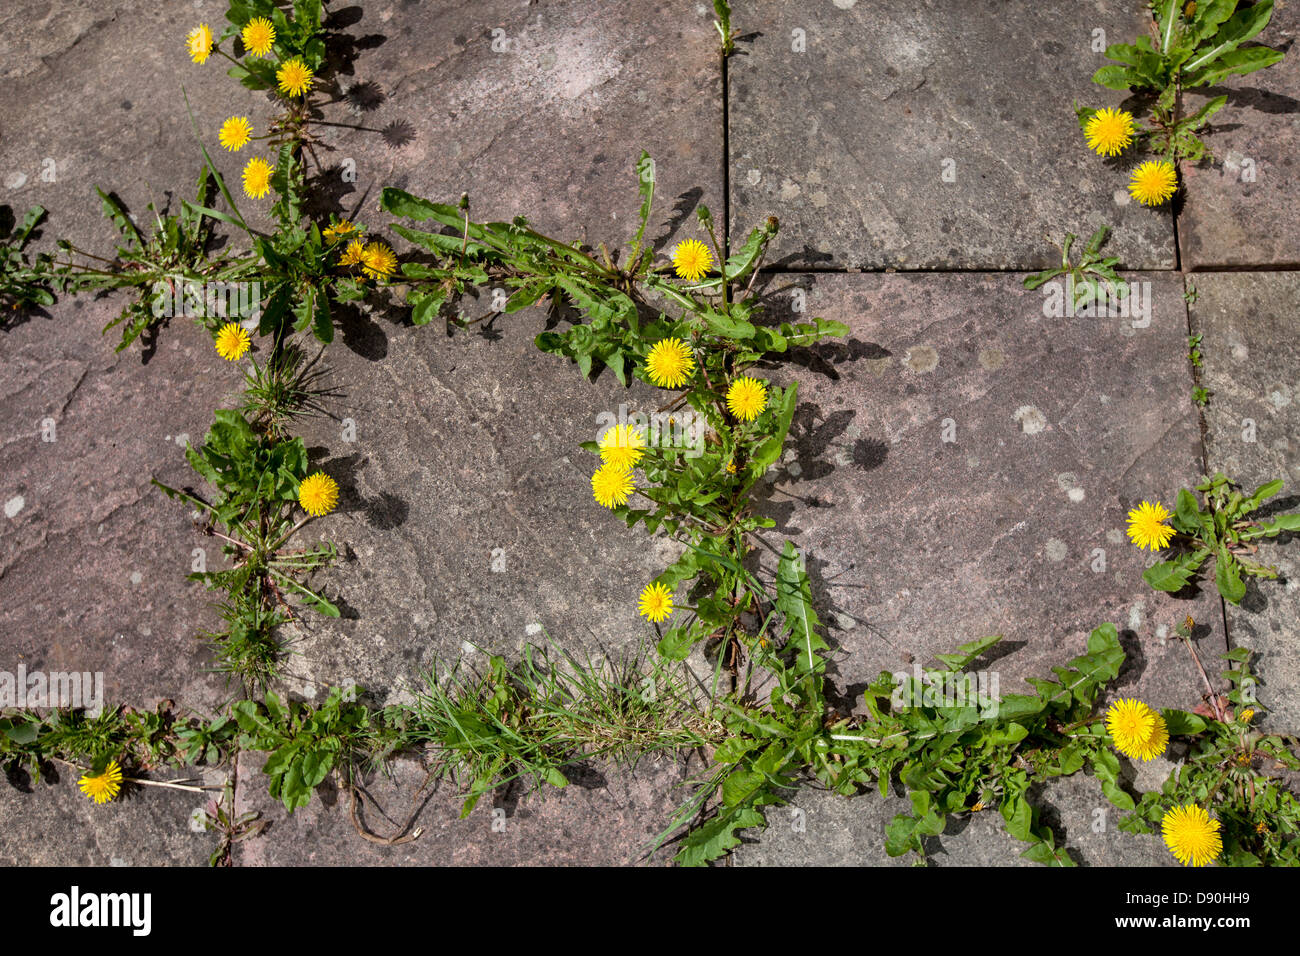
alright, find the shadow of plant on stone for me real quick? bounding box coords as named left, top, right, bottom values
left=1112, top=627, right=1150, bottom=694
left=364, top=490, right=410, bottom=532
left=333, top=300, right=389, bottom=360
left=849, top=437, right=888, bottom=473
left=651, top=187, right=704, bottom=253
left=380, top=120, right=416, bottom=150
left=342, top=80, right=387, bottom=113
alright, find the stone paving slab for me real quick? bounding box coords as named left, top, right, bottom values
left=1188, top=272, right=1300, bottom=731
left=734, top=771, right=1175, bottom=867
left=728, top=0, right=1176, bottom=271
left=749, top=272, right=1215, bottom=708
left=311, top=0, right=724, bottom=254
left=0, top=297, right=244, bottom=714
left=0, top=763, right=223, bottom=866
left=272, top=304, right=697, bottom=705
left=1178, top=3, right=1300, bottom=269
left=231, top=750, right=699, bottom=865
left=0, top=0, right=283, bottom=257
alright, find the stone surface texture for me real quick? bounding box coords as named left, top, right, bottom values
left=1, top=0, right=1298, bottom=868
left=1178, top=3, right=1300, bottom=268
left=1190, top=271, right=1300, bottom=732
left=749, top=272, right=1215, bottom=708
left=728, top=0, right=1176, bottom=270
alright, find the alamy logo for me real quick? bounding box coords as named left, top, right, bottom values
left=891, top=663, right=1000, bottom=718
left=595, top=403, right=705, bottom=459
left=1041, top=276, right=1152, bottom=328
left=49, top=887, right=151, bottom=936
left=0, top=666, right=103, bottom=714
left=150, top=279, right=261, bottom=319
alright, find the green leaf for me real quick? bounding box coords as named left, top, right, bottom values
left=1257, top=513, right=1300, bottom=537
left=675, top=807, right=766, bottom=867
left=1214, top=545, right=1247, bottom=604
left=543, top=766, right=568, bottom=789
left=721, top=769, right=765, bottom=807
left=1155, top=0, right=1180, bottom=54
left=1183, top=0, right=1276, bottom=75
left=1021, top=837, right=1076, bottom=867
left=656, top=625, right=694, bottom=661
left=1162, top=708, right=1207, bottom=735
left=312, top=286, right=333, bottom=344
left=1092, top=64, right=1139, bottom=91
left=1001, top=794, right=1033, bottom=842
left=1187, top=44, right=1285, bottom=87
left=1101, top=779, right=1135, bottom=811
left=884, top=813, right=923, bottom=857
left=380, top=187, right=448, bottom=222
left=1171, top=487, right=1205, bottom=535
left=933, top=634, right=1002, bottom=671
left=410, top=289, right=448, bottom=326
left=1142, top=551, right=1205, bottom=593
left=1189, top=0, right=1240, bottom=47
left=775, top=540, right=827, bottom=675
left=505, top=280, right=553, bottom=314
left=750, top=383, right=798, bottom=472
left=630, top=150, right=655, bottom=261
left=1244, top=478, right=1284, bottom=513
left=1182, top=94, right=1228, bottom=131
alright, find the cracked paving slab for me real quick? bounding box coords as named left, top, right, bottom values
left=1189, top=272, right=1300, bottom=732
left=728, top=0, right=1175, bottom=271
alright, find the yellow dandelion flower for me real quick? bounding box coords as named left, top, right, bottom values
left=340, top=239, right=367, bottom=267
left=360, top=241, right=397, bottom=281
left=241, top=17, right=276, bottom=57
left=218, top=116, right=253, bottom=152
left=1240, top=708, right=1254, bottom=723
left=78, top=760, right=124, bottom=805
left=726, top=376, right=768, bottom=421
left=591, top=463, right=635, bottom=509
left=1085, top=107, right=1135, bottom=157
left=1126, top=500, right=1175, bottom=551
left=276, top=58, right=314, bottom=98
left=242, top=156, right=274, bottom=200
left=671, top=238, right=714, bottom=283
left=1161, top=804, right=1222, bottom=867
left=323, top=219, right=356, bottom=243
left=637, top=581, right=674, bottom=623
left=214, top=322, right=251, bottom=361
left=726, top=459, right=737, bottom=474
left=1105, top=698, right=1168, bottom=761
left=644, top=337, right=695, bottom=389
left=971, top=801, right=986, bottom=812
left=298, top=471, right=339, bottom=517
left=599, top=424, right=647, bottom=469
left=186, top=24, right=213, bottom=64
left=1129, top=160, right=1178, bottom=207
left=1256, top=821, right=1269, bottom=835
